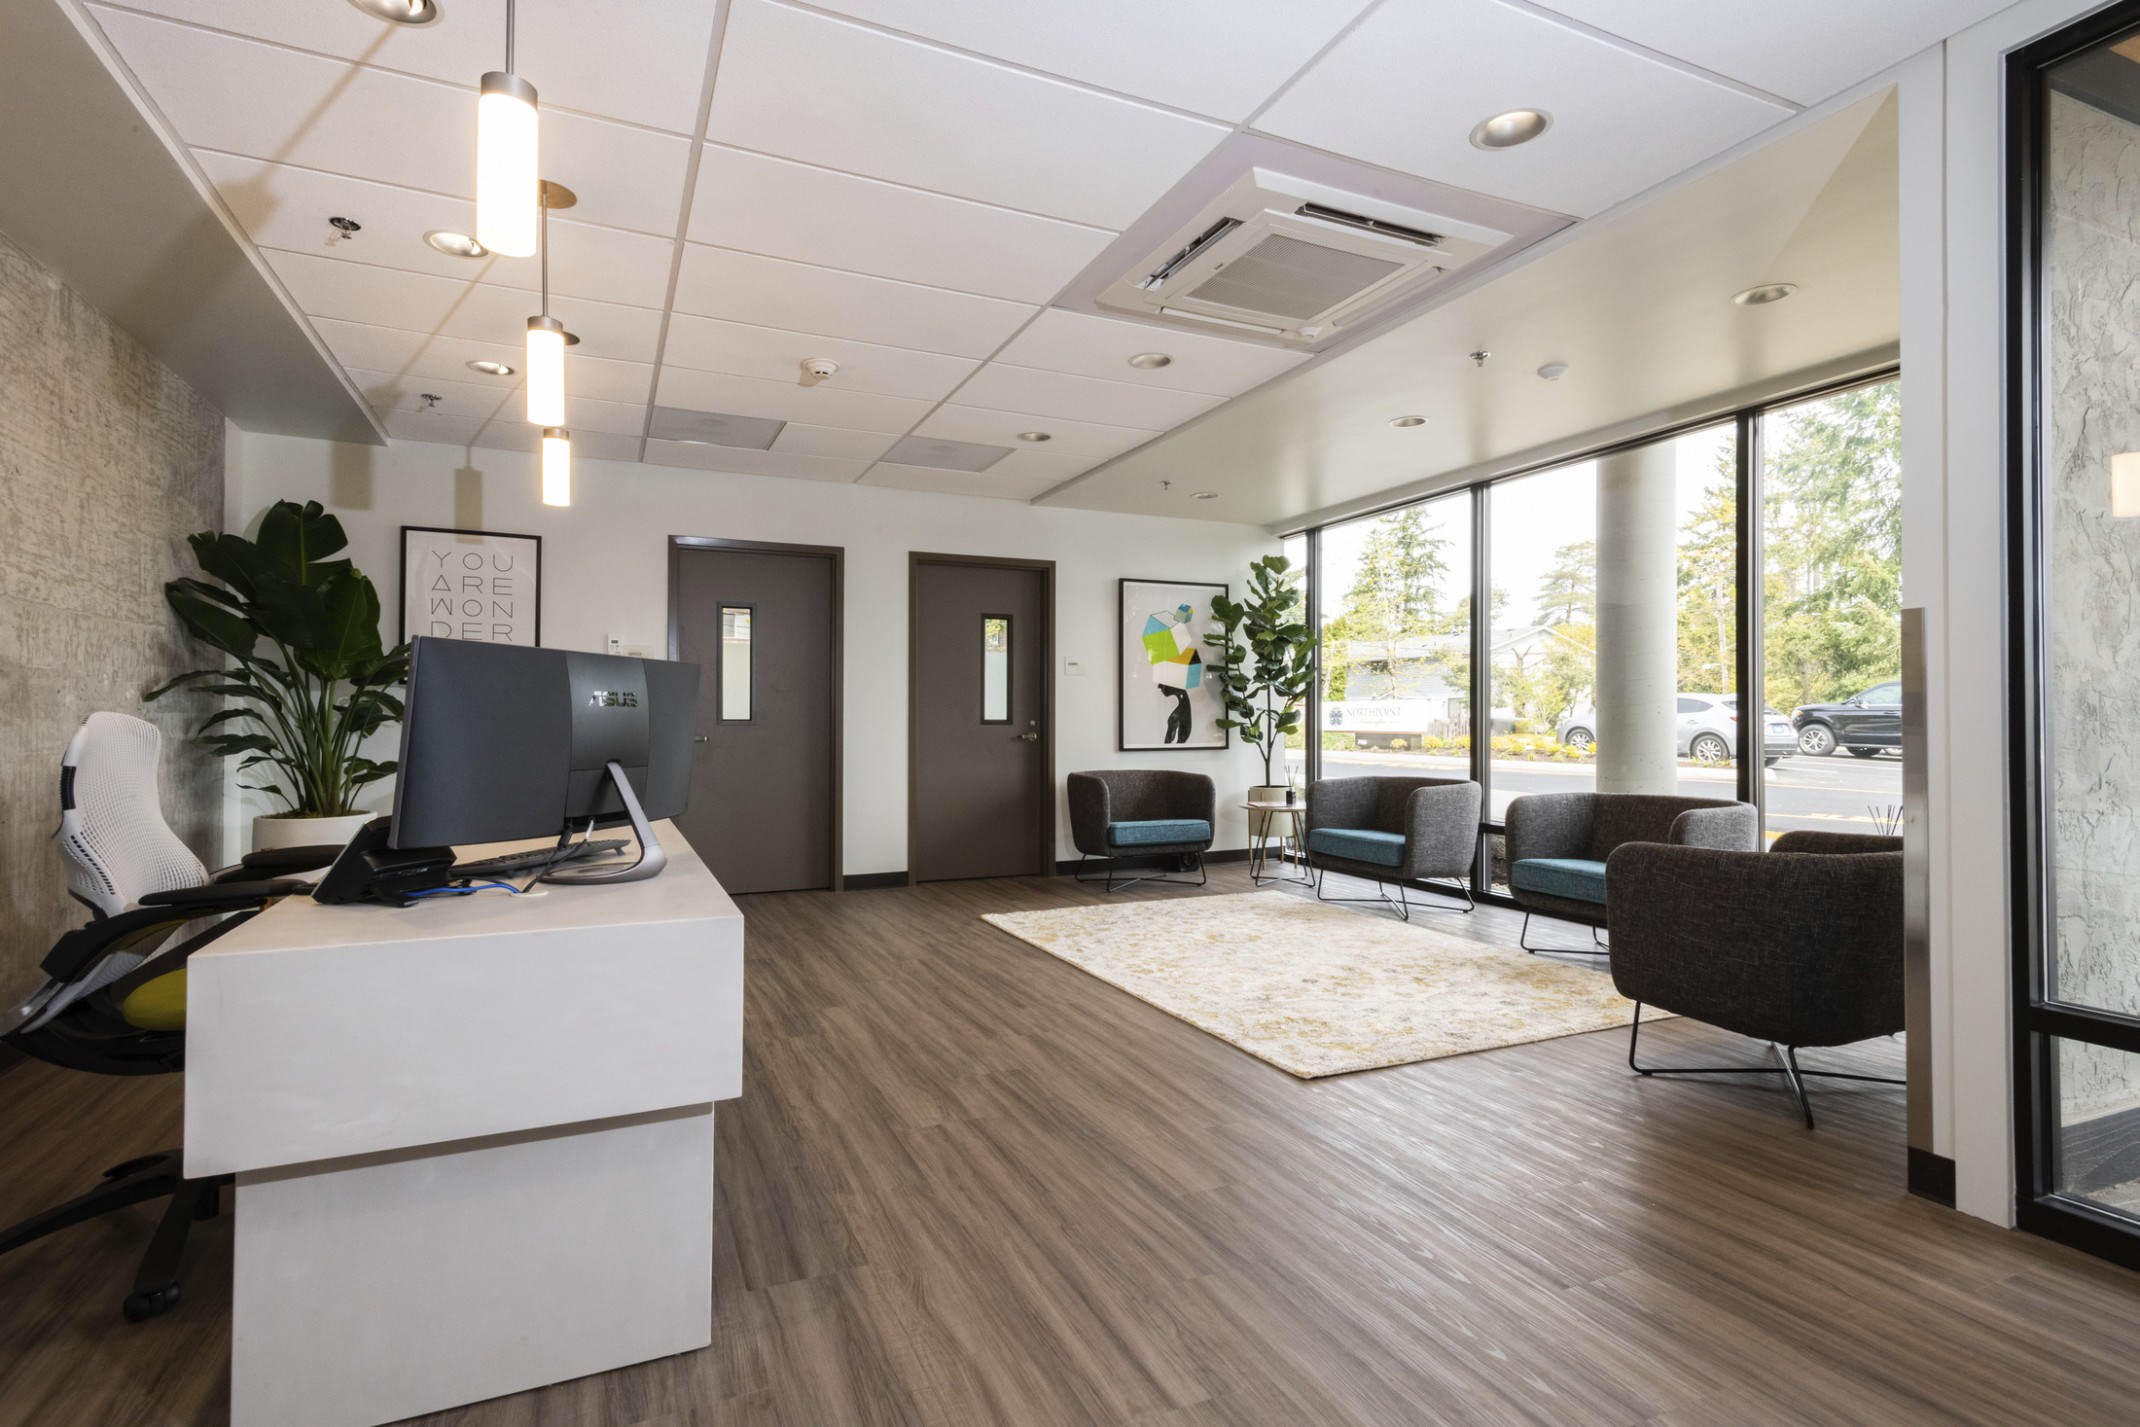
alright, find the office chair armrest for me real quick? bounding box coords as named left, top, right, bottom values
left=40, top=906, right=206, bottom=983
left=211, top=845, right=344, bottom=880
left=140, top=879, right=311, bottom=908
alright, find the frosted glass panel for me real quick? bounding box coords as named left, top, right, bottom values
left=720, top=606, right=752, bottom=721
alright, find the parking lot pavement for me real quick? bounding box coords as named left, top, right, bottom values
left=1290, top=747, right=1905, bottom=838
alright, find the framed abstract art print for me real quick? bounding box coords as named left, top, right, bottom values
left=1118, top=578, right=1228, bottom=751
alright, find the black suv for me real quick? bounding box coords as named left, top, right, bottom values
left=1791, top=680, right=1901, bottom=758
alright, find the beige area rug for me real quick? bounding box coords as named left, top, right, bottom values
left=983, top=892, right=1655, bottom=1079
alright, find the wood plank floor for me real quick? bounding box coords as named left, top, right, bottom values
left=3, top=865, right=2139, bottom=1427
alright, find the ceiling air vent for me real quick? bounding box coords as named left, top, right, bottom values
left=882, top=434, right=1012, bottom=472
left=649, top=407, right=785, bottom=449
left=1101, top=170, right=1510, bottom=345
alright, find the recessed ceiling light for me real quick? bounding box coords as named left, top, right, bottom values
left=466, top=360, right=516, bottom=377
left=345, top=0, right=440, bottom=24
left=1016, top=431, right=1052, bottom=442
left=1537, top=362, right=1569, bottom=381
left=1390, top=415, right=1428, bottom=428
left=1127, top=352, right=1173, bottom=369
left=1470, top=109, right=1550, bottom=150
left=1192, top=491, right=1219, bottom=500
left=424, top=229, right=487, bottom=258
left=1732, top=282, right=1798, bottom=306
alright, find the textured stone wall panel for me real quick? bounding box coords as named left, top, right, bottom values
left=0, top=225, right=224, bottom=1008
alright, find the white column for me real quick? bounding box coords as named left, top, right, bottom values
left=1594, top=444, right=1679, bottom=794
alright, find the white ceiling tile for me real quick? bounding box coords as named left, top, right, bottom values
left=1531, top=0, right=2016, bottom=107
left=561, top=395, right=652, bottom=439
left=310, top=318, right=652, bottom=402
left=349, top=366, right=520, bottom=423
left=687, top=146, right=1113, bottom=303
left=995, top=308, right=1308, bottom=396
left=198, top=153, right=676, bottom=308
left=662, top=313, right=977, bottom=401
left=673, top=245, right=1034, bottom=357
left=99, top=0, right=712, bottom=133
left=644, top=440, right=869, bottom=483
left=981, top=446, right=1102, bottom=484
left=264, top=250, right=662, bottom=362
left=572, top=431, right=648, bottom=463
left=655, top=366, right=933, bottom=433
left=378, top=407, right=490, bottom=446
left=913, top=404, right=1156, bottom=462
left=1255, top=0, right=1794, bottom=219
left=91, top=8, right=689, bottom=235
left=769, top=424, right=900, bottom=461
left=859, top=464, right=1060, bottom=500
left=799, top=0, right=1375, bottom=121
left=951, top=363, right=1223, bottom=429
left=706, top=0, right=1228, bottom=229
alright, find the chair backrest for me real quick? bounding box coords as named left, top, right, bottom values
left=1369, top=777, right=1471, bottom=832
left=1586, top=794, right=1742, bottom=860
left=54, top=713, right=207, bottom=918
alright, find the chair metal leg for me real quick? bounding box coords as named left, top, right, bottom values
left=1314, top=866, right=1472, bottom=919
left=1079, top=850, right=1207, bottom=893
left=1520, top=910, right=1609, bottom=956
left=124, top=1172, right=233, bottom=1322
left=1626, top=1004, right=1902, bottom=1128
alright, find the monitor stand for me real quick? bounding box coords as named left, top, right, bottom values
left=543, top=761, right=668, bottom=885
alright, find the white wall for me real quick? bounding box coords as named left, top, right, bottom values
left=225, top=431, right=1278, bottom=877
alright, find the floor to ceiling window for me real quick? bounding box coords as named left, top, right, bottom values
left=2010, top=7, right=2140, bottom=1272
left=1759, top=380, right=1904, bottom=841
left=1313, top=491, right=1473, bottom=791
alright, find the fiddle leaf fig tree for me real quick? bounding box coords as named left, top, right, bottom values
left=148, top=500, right=410, bottom=817
left=1205, top=553, right=1315, bottom=786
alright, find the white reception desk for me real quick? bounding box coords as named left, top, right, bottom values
left=184, top=823, right=744, bottom=1427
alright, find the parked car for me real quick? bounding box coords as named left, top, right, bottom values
left=1792, top=680, right=1902, bottom=757
left=1555, top=695, right=1794, bottom=766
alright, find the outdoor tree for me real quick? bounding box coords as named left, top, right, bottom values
left=1331, top=506, right=1453, bottom=700
left=1677, top=476, right=1738, bottom=694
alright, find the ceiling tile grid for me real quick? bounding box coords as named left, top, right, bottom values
left=82, top=0, right=1991, bottom=507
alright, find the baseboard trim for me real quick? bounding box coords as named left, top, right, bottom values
left=1908, top=1147, right=1957, bottom=1207
left=1051, top=848, right=1251, bottom=876
left=841, top=871, right=911, bottom=891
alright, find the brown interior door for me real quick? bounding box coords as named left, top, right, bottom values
left=673, top=542, right=837, bottom=894
left=910, top=559, right=1049, bottom=881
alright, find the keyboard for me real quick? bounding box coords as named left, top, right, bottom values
left=450, top=838, right=631, bottom=878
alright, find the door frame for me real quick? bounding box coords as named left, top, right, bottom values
left=907, top=552, right=1057, bottom=880
left=668, top=535, right=845, bottom=891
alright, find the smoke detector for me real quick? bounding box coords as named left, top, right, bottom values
left=1099, top=169, right=1508, bottom=346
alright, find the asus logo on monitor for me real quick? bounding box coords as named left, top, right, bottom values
left=587, top=690, right=639, bottom=708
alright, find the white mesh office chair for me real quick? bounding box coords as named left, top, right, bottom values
left=1, top=713, right=324, bottom=1320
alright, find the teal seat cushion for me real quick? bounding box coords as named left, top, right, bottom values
left=1511, top=857, right=1609, bottom=904
left=1308, top=827, right=1406, bottom=867
left=1107, top=818, right=1211, bottom=847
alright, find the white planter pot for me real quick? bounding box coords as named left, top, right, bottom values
left=253, top=812, right=372, bottom=853
left=1247, top=784, right=1303, bottom=839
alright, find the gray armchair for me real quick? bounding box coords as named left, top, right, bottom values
left=1303, top=776, right=1483, bottom=919
left=1604, top=831, right=1904, bottom=1126
left=1503, top=792, right=1757, bottom=952
left=1067, top=770, right=1216, bottom=891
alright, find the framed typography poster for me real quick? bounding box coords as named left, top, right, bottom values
left=400, top=526, right=542, bottom=646
left=1118, top=578, right=1228, bottom=751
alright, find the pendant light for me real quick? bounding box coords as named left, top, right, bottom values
left=476, top=0, right=538, bottom=257
left=541, top=428, right=572, bottom=506
left=525, top=181, right=576, bottom=427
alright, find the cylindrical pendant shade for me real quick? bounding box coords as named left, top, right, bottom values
left=541, top=429, right=572, bottom=507
left=525, top=316, right=566, bottom=426
left=476, top=72, right=539, bottom=258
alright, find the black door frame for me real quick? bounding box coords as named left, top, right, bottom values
left=2006, top=0, right=2140, bottom=1274
left=907, top=552, right=1057, bottom=880
left=668, top=535, right=846, bottom=891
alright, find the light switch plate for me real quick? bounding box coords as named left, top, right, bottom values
left=1063, top=658, right=1086, bottom=677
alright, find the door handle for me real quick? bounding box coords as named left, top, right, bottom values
left=693, top=736, right=708, bottom=743
left=1019, top=731, right=1039, bottom=742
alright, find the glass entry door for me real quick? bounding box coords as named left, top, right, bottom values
left=2011, top=5, right=2140, bottom=1270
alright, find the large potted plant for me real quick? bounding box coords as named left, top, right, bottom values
left=1206, top=553, right=1315, bottom=830
left=150, top=500, right=410, bottom=850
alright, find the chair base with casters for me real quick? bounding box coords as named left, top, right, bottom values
left=1626, top=1002, right=1904, bottom=1129
left=0, top=1151, right=234, bottom=1321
